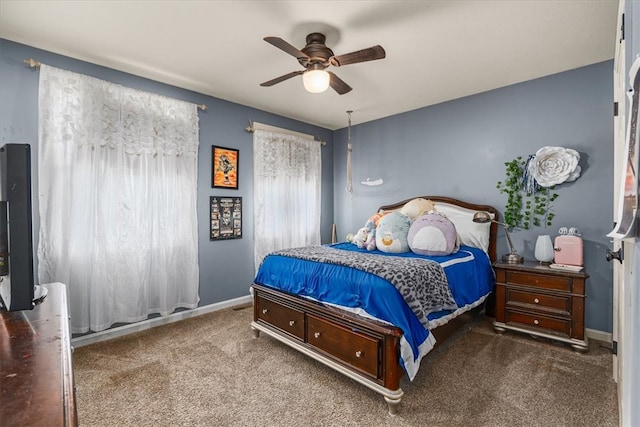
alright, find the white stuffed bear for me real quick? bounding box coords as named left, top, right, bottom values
left=350, top=227, right=368, bottom=249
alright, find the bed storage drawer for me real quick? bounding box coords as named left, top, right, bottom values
left=307, top=313, right=380, bottom=378
left=251, top=283, right=404, bottom=398
left=255, top=294, right=305, bottom=340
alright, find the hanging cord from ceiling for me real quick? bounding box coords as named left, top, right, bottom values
left=346, top=110, right=353, bottom=195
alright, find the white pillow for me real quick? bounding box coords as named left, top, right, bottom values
left=433, top=203, right=493, bottom=253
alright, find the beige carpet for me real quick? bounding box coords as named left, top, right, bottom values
left=73, top=305, right=618, bottom=426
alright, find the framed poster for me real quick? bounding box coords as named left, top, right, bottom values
left=212, top=145, right=239, bottom=189
left=210, top=196, right=242, bottom=240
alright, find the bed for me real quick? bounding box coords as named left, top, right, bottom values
left=250, top=196, right=498, bottom=414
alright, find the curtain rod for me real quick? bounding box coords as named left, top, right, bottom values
left=24, top=58, right=207, bottom=111
left=244, top=119, right=326, bottom=146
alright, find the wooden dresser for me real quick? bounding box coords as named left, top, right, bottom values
left=492, top=261, right=589, bottom=352
left=1, top=282, right=77, bottom=426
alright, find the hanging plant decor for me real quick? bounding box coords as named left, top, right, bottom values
left=496, top=147, right=581, bottom=230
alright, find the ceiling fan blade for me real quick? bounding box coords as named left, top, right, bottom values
left=260, top=70, right=305, bottom=87
left=264, top=36, right=310, bottom=60
left=330, top=45, right=386, bottom=67
left=328, top=72, right=352, bottom=95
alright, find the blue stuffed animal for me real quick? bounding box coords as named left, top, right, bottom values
left=375, top=211, right=412, bottom=253
left=362, top=211, right=388, bottom=251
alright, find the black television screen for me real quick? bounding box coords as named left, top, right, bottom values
left=0, top=143, right=37, bottom=311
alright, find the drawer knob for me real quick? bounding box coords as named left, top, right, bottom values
left=289, top=320, right=296, bottom=326
left=533, top=319, right=539, bottom=325
left=534, top=298, right=540, bottom=304
left=355, top=350, right=362, bottom=358
left=262, top=309, right=268, bottom=314
left=314, top=332, right=321, bottom=339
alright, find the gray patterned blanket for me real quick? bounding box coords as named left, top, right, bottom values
left=271, top=246, right=458, bottom=328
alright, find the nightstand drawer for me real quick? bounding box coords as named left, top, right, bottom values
left=505, top=270, right=572, bottom=292
left=255, top=295, right=305, bottom=340
left=506, top=288, right=570, bottom=315
left=506, top=310, right=570, bottom=335
left=307, top=313, right=380, bottom=378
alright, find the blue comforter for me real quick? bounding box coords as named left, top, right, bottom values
left=253, top=242, right=495, bottom=380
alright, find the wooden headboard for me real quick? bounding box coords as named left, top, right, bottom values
left=378, top=196, right=499, bottom=263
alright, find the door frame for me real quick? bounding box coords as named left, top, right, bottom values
left=612, top=0, right=625, bottom=387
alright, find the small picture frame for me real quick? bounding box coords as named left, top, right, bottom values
left=210, top=196, right=242, bottom=240
left=212, top=145, right=239, bottom=189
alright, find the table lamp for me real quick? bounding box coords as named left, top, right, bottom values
left=473, top=211, right=523, bottom=264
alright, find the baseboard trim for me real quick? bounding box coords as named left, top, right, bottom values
left=586, top=328, right=612, bottom=344
left=71, top=294, right=253, bottom=348
left=71, top=299, right=613, bottom=349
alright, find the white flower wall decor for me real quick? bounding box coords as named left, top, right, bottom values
left=528, top=146, right=581, bottom=188
left=496, top=146, right=582, bottom=230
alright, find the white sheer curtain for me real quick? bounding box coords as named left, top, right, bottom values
left=253, top=127, right=321, bottom=272
left=37, top=65, right=200, bottom=333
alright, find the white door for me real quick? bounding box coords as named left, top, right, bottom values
left=611, top=1, right=639, bottom=425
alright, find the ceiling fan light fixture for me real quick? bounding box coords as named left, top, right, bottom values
left=302, top=69, right=330, bottom=93
left=262, top=33, right=383, bottom=95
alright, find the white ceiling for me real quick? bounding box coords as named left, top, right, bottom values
left=0, top=1, right=619, bottom=130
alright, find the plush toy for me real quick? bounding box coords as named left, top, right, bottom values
left=363, top=223, right=377, bottom=251
left=408, top=212, right=459, bottom=256
left=375, top=211, right=412, bottom=253
left=349, top=227, right=368, bottom=249
left=363, top=210, right=389, bottom=251
left=400, top=198, right=436, bottom=221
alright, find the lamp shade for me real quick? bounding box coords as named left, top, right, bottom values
left=472, top=211, right=493, bottom=224
left=303, top=70, right=330, bottom=93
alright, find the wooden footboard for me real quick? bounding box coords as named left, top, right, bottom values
left=251, top=283, right=405, bottom=414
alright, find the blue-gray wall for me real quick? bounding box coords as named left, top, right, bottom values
left=0, top=38, right=615, bottom=333
left=0, top=39, right=334, bottom=306
left=333, top=61, right=614, bottom=333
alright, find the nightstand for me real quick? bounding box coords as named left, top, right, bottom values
left=492, top=261, right=589, bottom=352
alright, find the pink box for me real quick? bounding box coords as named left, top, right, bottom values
left=553, top=235, right=583, bottom=267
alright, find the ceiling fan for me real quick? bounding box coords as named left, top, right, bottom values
left=260, top=32, right=386, bottom=95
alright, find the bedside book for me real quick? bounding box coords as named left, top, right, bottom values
left=549, top=263, right=583, bottom=272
